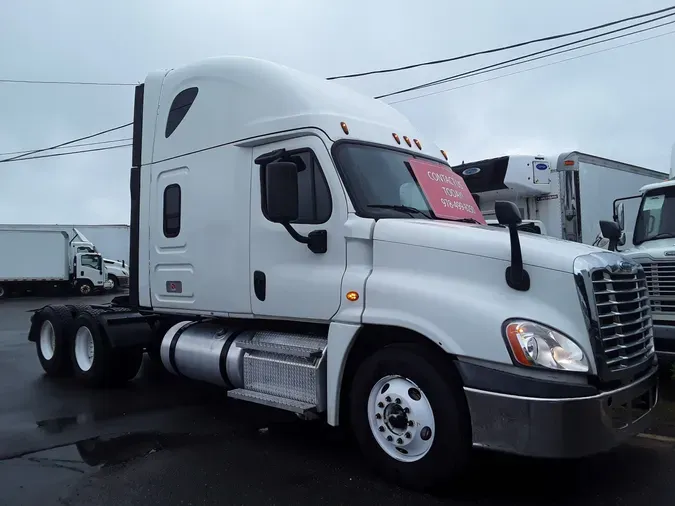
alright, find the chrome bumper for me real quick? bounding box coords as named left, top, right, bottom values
left=464, top=367, right=659, bottom=458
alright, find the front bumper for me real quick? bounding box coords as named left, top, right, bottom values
left=464, top=366, right=659, bottom=458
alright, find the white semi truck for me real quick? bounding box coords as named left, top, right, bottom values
left=0, top=229, right=108, bottom=298
left=27, top=57, right=658, bottom=490
left=452, top=152, right=666, bottom=245
left=600, top=146, right=675, bottom=362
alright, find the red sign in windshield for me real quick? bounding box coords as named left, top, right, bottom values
left=406, top=158, right=486, bottom=224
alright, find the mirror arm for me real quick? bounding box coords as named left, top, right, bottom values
left=281, top=223, right=327, bottom=254
left=505, top=225, right=530, bottom=291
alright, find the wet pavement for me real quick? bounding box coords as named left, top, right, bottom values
left=1, top=295, right=675, bottom=505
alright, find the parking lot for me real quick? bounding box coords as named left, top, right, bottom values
left=2, top=295, right=675, bottom=505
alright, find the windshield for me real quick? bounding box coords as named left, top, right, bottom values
left=633, top=186, right=675, bottom=244
left=333, top=142, right=484, bottom=222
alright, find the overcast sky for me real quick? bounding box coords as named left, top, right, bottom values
left=1, top=0, right=674, bottom=224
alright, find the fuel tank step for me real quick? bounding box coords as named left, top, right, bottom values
left=227, top=388, right=317, bottom=415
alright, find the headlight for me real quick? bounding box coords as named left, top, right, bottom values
left=503, top=320, right=589, bottom=373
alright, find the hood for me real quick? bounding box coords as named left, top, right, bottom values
left=622, top=238, right=675, bottom=262
left=372, top=219, right=602, bottom=273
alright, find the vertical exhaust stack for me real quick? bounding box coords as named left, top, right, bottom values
left=670, top=142, right=675, bottom=180
left=128, top=83, right=145, bottom=309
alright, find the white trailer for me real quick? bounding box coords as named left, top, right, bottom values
left=27, top=57, right=658, bottom=491
left=0, top=229, right=107, bottom=298
left=452, top=152, right=667, bottom=246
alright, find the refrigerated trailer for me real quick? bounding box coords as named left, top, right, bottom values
left=452, top=152, right=667, bottom=246
left=26, top=56, right=658, bottom=491
left=0, top=229, right=107, bottom=297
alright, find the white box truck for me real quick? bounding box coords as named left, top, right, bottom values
left=452, top=152, right=666, bottom=246
left=26, top=57, right=658, bottom=491
left=0, top=224, right=130, bottom=291
left=0, top=229, right=108, bottom=298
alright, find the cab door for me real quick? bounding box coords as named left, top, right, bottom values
left=249, top=135, right=347, bottom=320
left=77, top=254, right=105, bottom=287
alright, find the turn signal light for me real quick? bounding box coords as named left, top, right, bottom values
left=346, top=291, right=359, bottom=302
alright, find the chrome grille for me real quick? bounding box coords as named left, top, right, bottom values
left=591, top=268, right=654, bottom=371
left=640, top=261, right=675, bottom=317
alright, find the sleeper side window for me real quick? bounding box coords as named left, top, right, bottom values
left=163, top=184, right=181, bottom=238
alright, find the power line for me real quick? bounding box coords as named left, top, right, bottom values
left=3, top=27, right=671, bottom=166
left=388, top=28, right=675, bottom=104
left=0, top=122, right=132, bottom=163
left=327, top=5, right=675, bottom=80
left=0, top=137, right=132, bottom=158
left=374, top=9, right=675, bottom=99
left=0, top=144, right=131, bottom=163
left=0, top=79, right=136, bottom=86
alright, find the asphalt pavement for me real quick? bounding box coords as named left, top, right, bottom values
left=2, top=294, right=675, bottom=505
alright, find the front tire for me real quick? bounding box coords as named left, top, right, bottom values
left=78, top=280, right=94, bottom=296
left=107, top=275, right=118, bottom=291
left=349, top=343, right=471, bottom=491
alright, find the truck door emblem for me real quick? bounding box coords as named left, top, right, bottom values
left=618, top=261, right=635, bottom=272
left=462, top=167, right=481, bottom=176
left=535, top=163, right=549, bottom=171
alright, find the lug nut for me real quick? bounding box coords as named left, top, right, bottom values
left=378, top=426, right=385, bottom=432
left=403, top=407, right=410, bottom=413
left=397, top=438, right=403, bottom=444
left=378, top=402, right=384, bottom=408
left=387, top=435, right=393, bottom=442
left=407, top=420, right=414, bottom=427
left=375, top=413, right=382, bottom=419
left=395, top=398, right=401, bottom=404
left=385, top=396, right=392, bottom=403
left=405, top=432, right=411, bottom=439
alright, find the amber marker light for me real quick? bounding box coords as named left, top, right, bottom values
left=340, top=122, right=349, bottom=135
left=403, top=136, right=412, bottom=147
left=392, top=133, right=401, bottom=144
left=346, top=291, right=359, bottom=302
left=440, top=150, right=448, bottom=160
left=413, top=139, right=422, bottom=150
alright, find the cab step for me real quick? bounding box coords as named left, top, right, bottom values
left=227, top=388, right=317, bottom=415
left=235, top=340, right=323, bottom=358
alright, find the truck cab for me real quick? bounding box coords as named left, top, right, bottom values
left=28, top=56, right=659, bottom=491
left=72, top=251, right=108, bottom=294
left=605, top=176, right=675, bottom=362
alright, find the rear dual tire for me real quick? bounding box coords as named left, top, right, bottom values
left=34, top=307, right=142, bottom=387
left=70, top=312, right=143, bottom=387
left=349, top=343, right=472, bottom=491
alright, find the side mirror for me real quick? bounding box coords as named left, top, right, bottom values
left=495, top=201, right=522, bottom=226
left=265, top=161, right=299, bottom=223
left=614, top=202, right=625, bottom=231
left=599, top=220, right=621, bottom=251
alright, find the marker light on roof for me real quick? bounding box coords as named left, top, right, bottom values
left=564, top=160, right=574, bottom=166
left=392, top=133, right=401, bottom=144
left=413, top=139, right=422, bottom=150
left=403, top=136, right=412, bottom=147
left=340, top=122, right=349, bottom=135
left=440, top=150, right=448, bottom=160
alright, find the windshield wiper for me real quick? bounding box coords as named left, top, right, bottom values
left=368, top=204, right=431, bottom=219
left=445, top=217, right=480, bottom=224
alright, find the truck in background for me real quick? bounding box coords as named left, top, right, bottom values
left=452, top=152, right=666, bottom=245
left=600, top=144, right=675, bottom=362
left=0, top=224, right=130, bottom=291
left=26, top=56, right=658, bottom=490
left=0, top=229, right=107, bottom=298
